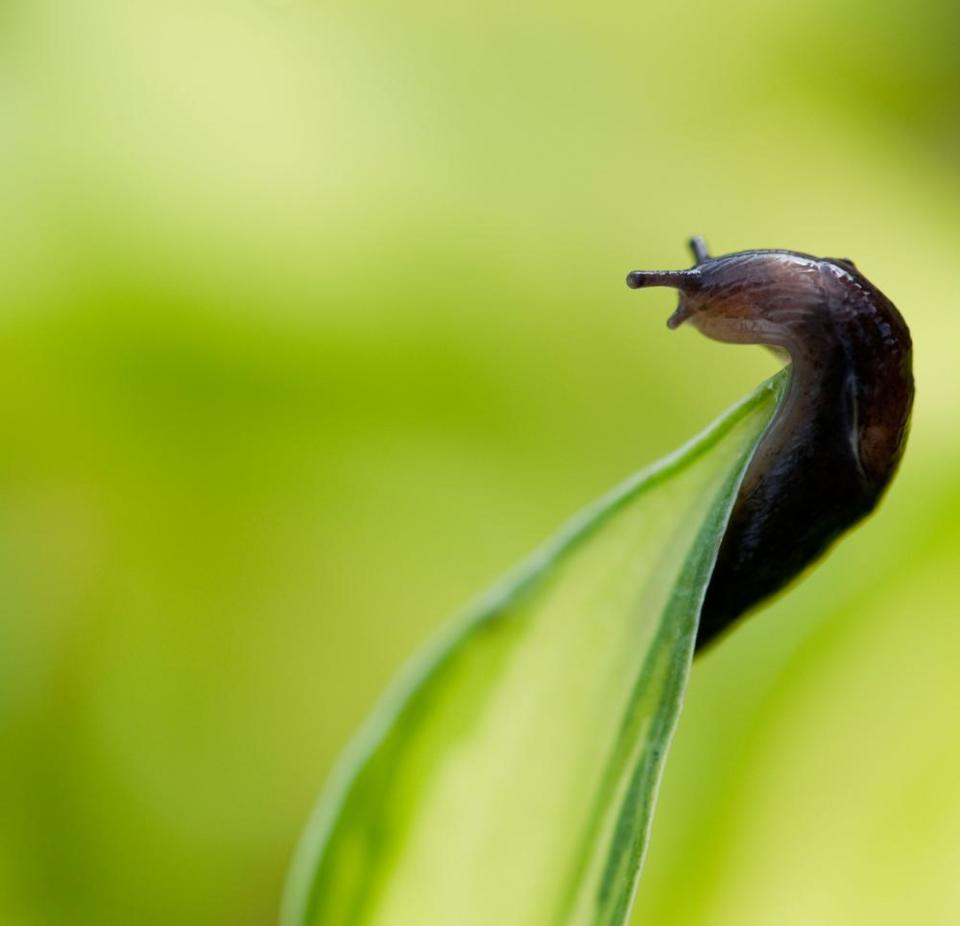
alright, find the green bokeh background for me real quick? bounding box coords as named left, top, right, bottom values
left=2, top=2, right=959, bottom=924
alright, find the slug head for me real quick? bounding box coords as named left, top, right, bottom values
left=626, top=238, right=847, bottom=351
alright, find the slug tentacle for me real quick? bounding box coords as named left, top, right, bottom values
left=627, top=238, right=914, bottom=650
left=625, top=269, right=700, bottom=291
left=689, top=235, right=710, bottom=265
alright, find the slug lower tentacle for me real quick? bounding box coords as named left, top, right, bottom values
left=627, top=238, right=914, bottom=650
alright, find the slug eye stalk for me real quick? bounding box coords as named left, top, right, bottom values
left=624, top=269, right=700, bottom=292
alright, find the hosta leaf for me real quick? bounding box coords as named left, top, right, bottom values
left=283, top=372, right=785, bottom=926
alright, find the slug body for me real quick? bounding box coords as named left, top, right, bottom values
left=627, top=238, right=914, bottom=650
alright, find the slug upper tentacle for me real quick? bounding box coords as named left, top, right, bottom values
left=627, top=238, right=914, bottom=650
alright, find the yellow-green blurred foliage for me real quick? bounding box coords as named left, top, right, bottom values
left=1, top=1, right=958, bottom=924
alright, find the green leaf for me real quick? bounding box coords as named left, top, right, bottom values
left=282, top=372, right=785, bottom=926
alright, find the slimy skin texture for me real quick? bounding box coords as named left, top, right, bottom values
left=627, top=237, right=914, bottom=651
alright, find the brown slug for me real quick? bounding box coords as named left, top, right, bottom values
left=627, top=237, right=914, bottom=650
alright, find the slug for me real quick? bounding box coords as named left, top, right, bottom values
left=627, top=237, right=914, bottom=650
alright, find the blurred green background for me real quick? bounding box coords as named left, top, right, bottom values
left=2, top=1, right=959, bottom=924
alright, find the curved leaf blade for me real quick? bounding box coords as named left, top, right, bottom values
left=283, top=373, right=785, bottom=926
